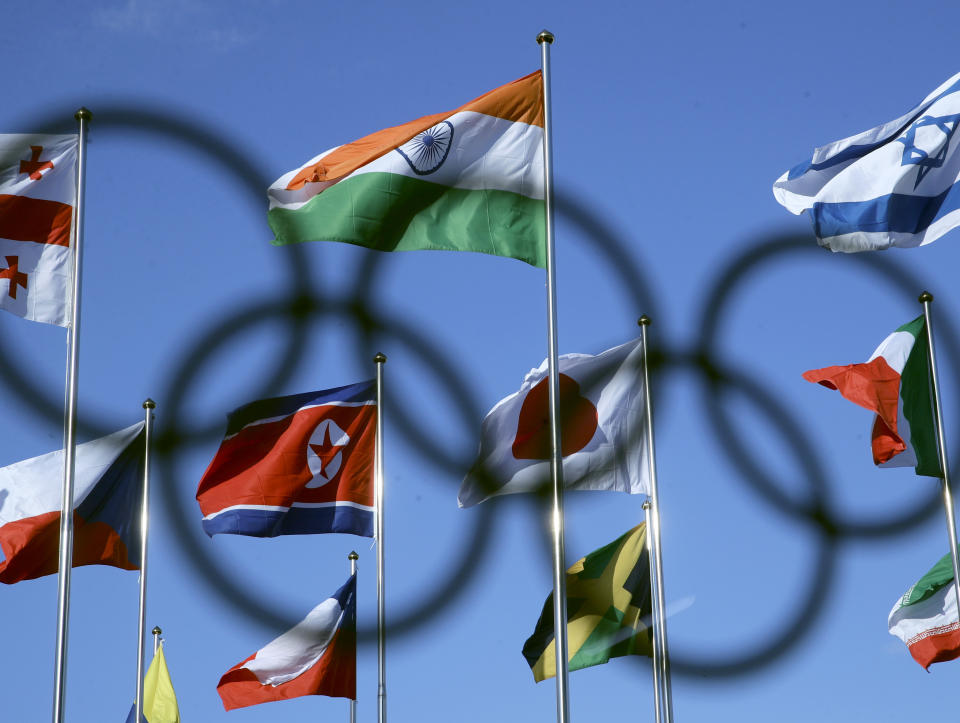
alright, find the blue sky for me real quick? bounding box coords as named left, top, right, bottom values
left=4, top=1, right=960, bottom=721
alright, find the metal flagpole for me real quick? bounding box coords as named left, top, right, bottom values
left=536, top=29, right=571, bottom=723
left=152, top=626, right=161, bottom=656
left=639, top=316, right=674, bottom=723
left=135, top=400, right=156, bottom=723
left=348, top=551, right=359, bottom=723
left=52, top=107, right=91, bottom=723
left=642, top=501, right=663, bottom=723
left=373, top=353, right=387, bottom=723
left=918, top=292, right=960, bottom=615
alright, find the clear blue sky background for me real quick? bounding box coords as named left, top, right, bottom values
left=4, top=2, right=960, bottom=721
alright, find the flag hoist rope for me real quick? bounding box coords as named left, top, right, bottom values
left=537, top=29, right=572, bottom=723
left=918, top=292, right=960, bottom=619
left=135, top=399, right=156, bottom=723
left=52, top=107, right=90, bottom=723
left=374, top=353, right=387, bottom=723
left=639, top=317, right=674, bottom=723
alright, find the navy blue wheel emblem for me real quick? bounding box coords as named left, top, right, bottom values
left=396, top=121, right=454, bottom=175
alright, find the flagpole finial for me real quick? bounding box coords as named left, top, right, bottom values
left=143, top=398, right=156, bottom=410
left=536, top=29, right=554, bottom=45
left=919, top=291, right=934, bottom=303
left=348, top=551, right=359, bottom=560
left=74, top=107, right=91, bottom=122
left=373, top=352, right=387, bottom=364
left=638, top=315, right=651, bottom=327
left=152, top=626, right=162, bottom=635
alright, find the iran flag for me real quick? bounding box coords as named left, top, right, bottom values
left=889, top=549, right=960, bottom=669
left=803, top=315, right=941, bottom=477
left=217, top=573, right=357, bottom=709
left=458, top=338, right=650, bottom=508
left=0, top=134, right=77, bottom=326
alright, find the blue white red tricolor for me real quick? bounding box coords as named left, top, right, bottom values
left=0, top=422, right=145, bottom=583
left=217, top=573, right=357, bottom=709
left=196, top=383, right=376, bottom=538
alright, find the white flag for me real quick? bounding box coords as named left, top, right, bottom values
left=458, top=338, right=650, bottom=508
left=0, top=134, right=77, bottom=325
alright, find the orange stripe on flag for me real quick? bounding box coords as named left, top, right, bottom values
left=286, top=70, right=543, bottom=191
left=0, top=194, right=72, bottom=247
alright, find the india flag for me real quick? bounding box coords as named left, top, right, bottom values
left=803, top=315, right=941, bottom=477
left=268, top=71, right=546, bottom=267
left=889, top=549, right=960, bottom=669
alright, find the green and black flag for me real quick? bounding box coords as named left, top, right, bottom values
left=522, top=523, right=653, bottom=682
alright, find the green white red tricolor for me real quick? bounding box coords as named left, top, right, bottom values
left=267, top=71, right=546, bottom=267
left=803, top=316, right=940, bottom=477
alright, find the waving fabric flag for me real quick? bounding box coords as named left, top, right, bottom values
left=0, top=134, right=77, bottom=325
left=0, top=422, right=145, bottom=583
left=196, top=383, right=376, bottom=538
left=125, top=643, right=180, bottom=723
left=458, top=338, right=649, bottom=508
left=268, top=71, right=545, bottom=267
left=217, top=574, right=357, bottom=710
left=523, top=523, right=653, bottom=682
left=802, top=316, right=940, bottom=477
left=773, top=71, right=960, bottom=252
left=889, top=548, right=960, bottom=669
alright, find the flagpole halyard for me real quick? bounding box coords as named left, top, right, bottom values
left=918, top=292, right=960, bottom=619
left=642, top=500, right=663, bottom=723
left=135, top=399, right=156, bottom=723
left=52, top=107, right=90, bottom=723
left=349, top=550, right=359, bottom=723
left=639, top=316, right=674, bottom=723
left=373, top=353, right=387, bottom=723
left=537, top=28, right=572, bottom=723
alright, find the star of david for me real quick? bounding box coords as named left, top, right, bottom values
left=897, top=113, right=960, bottom=188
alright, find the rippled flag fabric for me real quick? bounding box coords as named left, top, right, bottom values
left=523, top=523, right=653, bottom=682
left=196, top=383, right=376, bottom=538
left=268, top=71, right=546, bottom=267
left=0, top=134, right=77, bottom=325
left=773, top=71, right=960, bottom=251
left=802, top=315, right=940, bottom=477
left=889, top=548, right=960, bottom=669
left=217, top=574, right=357, bottom=709
left=458, top=338, right=650, bottom=508
left=126, top=643, right=180, bottom=723
left=0, top=422, right=145, bottom=583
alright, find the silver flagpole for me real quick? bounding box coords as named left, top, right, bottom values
left=152, top=626, right=161, bottom=656
left=373, top=353, right=387, bottom=723
left=918, top=292, right=960, bottom=615
left=642, top=501, right=663, bottom=723
left=135, top=400, right=155, bottom=723
left=639, top=316, right=674, bottom=723
left=349, top=551, right=359, bottom=723
left=536, top=29, right=571, bottom=723
left=52, top=107, right=91, bottom=723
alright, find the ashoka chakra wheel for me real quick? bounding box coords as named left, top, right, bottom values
left=396, top=121, right=455, bottom=175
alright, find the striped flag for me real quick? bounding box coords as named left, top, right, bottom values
left=803, top=316, right=940, bottom=477
left=889, top=549, right=960, bottom=669
left=196, top=383, right=377, bottom=538
left=773, top=72, right=960, bottom=252
left=268, top=71, right=545, bottom=267
left=0, top=134, right=77, bottom=325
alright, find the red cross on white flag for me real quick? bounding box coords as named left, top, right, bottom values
left=0, top=134, right=78, bottom=326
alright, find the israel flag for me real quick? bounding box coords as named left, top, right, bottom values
left=774, top=72, right=960, bottom=252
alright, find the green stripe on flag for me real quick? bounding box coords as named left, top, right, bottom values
left=269, top=172, right=546, bottom=268
left=901, top=546, right=960, bottom=607
left=900, top=317, right=941, bottom=478
left=568, top=605, right=652, bottom=672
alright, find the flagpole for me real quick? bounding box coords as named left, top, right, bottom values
left=348, top=550, right=359, bottom=723
left=135, top=399, right=155, bottom=723
left=373, top=352, right=387, bottom=723
left=152, top=626, right=161, bottom=656
left=639, top=316, right=674, bottom=723
left=536, top=29, right=571, bottom=723
left=52, top=106, right=90, bottom=723
left=642, top=501, right=663, bottom=723
left=918, top=292, right=960, bottom=615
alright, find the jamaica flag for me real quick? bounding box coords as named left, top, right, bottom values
left=522, top=523, right=653, bottom=682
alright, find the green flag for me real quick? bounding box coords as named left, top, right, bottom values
left=522, top=523, right=653, bottom=682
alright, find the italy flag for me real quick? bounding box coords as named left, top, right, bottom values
left=268, top=71, right=546, bottom=267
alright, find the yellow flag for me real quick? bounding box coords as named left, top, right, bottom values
left=143, top=645, right=180, bottom=723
